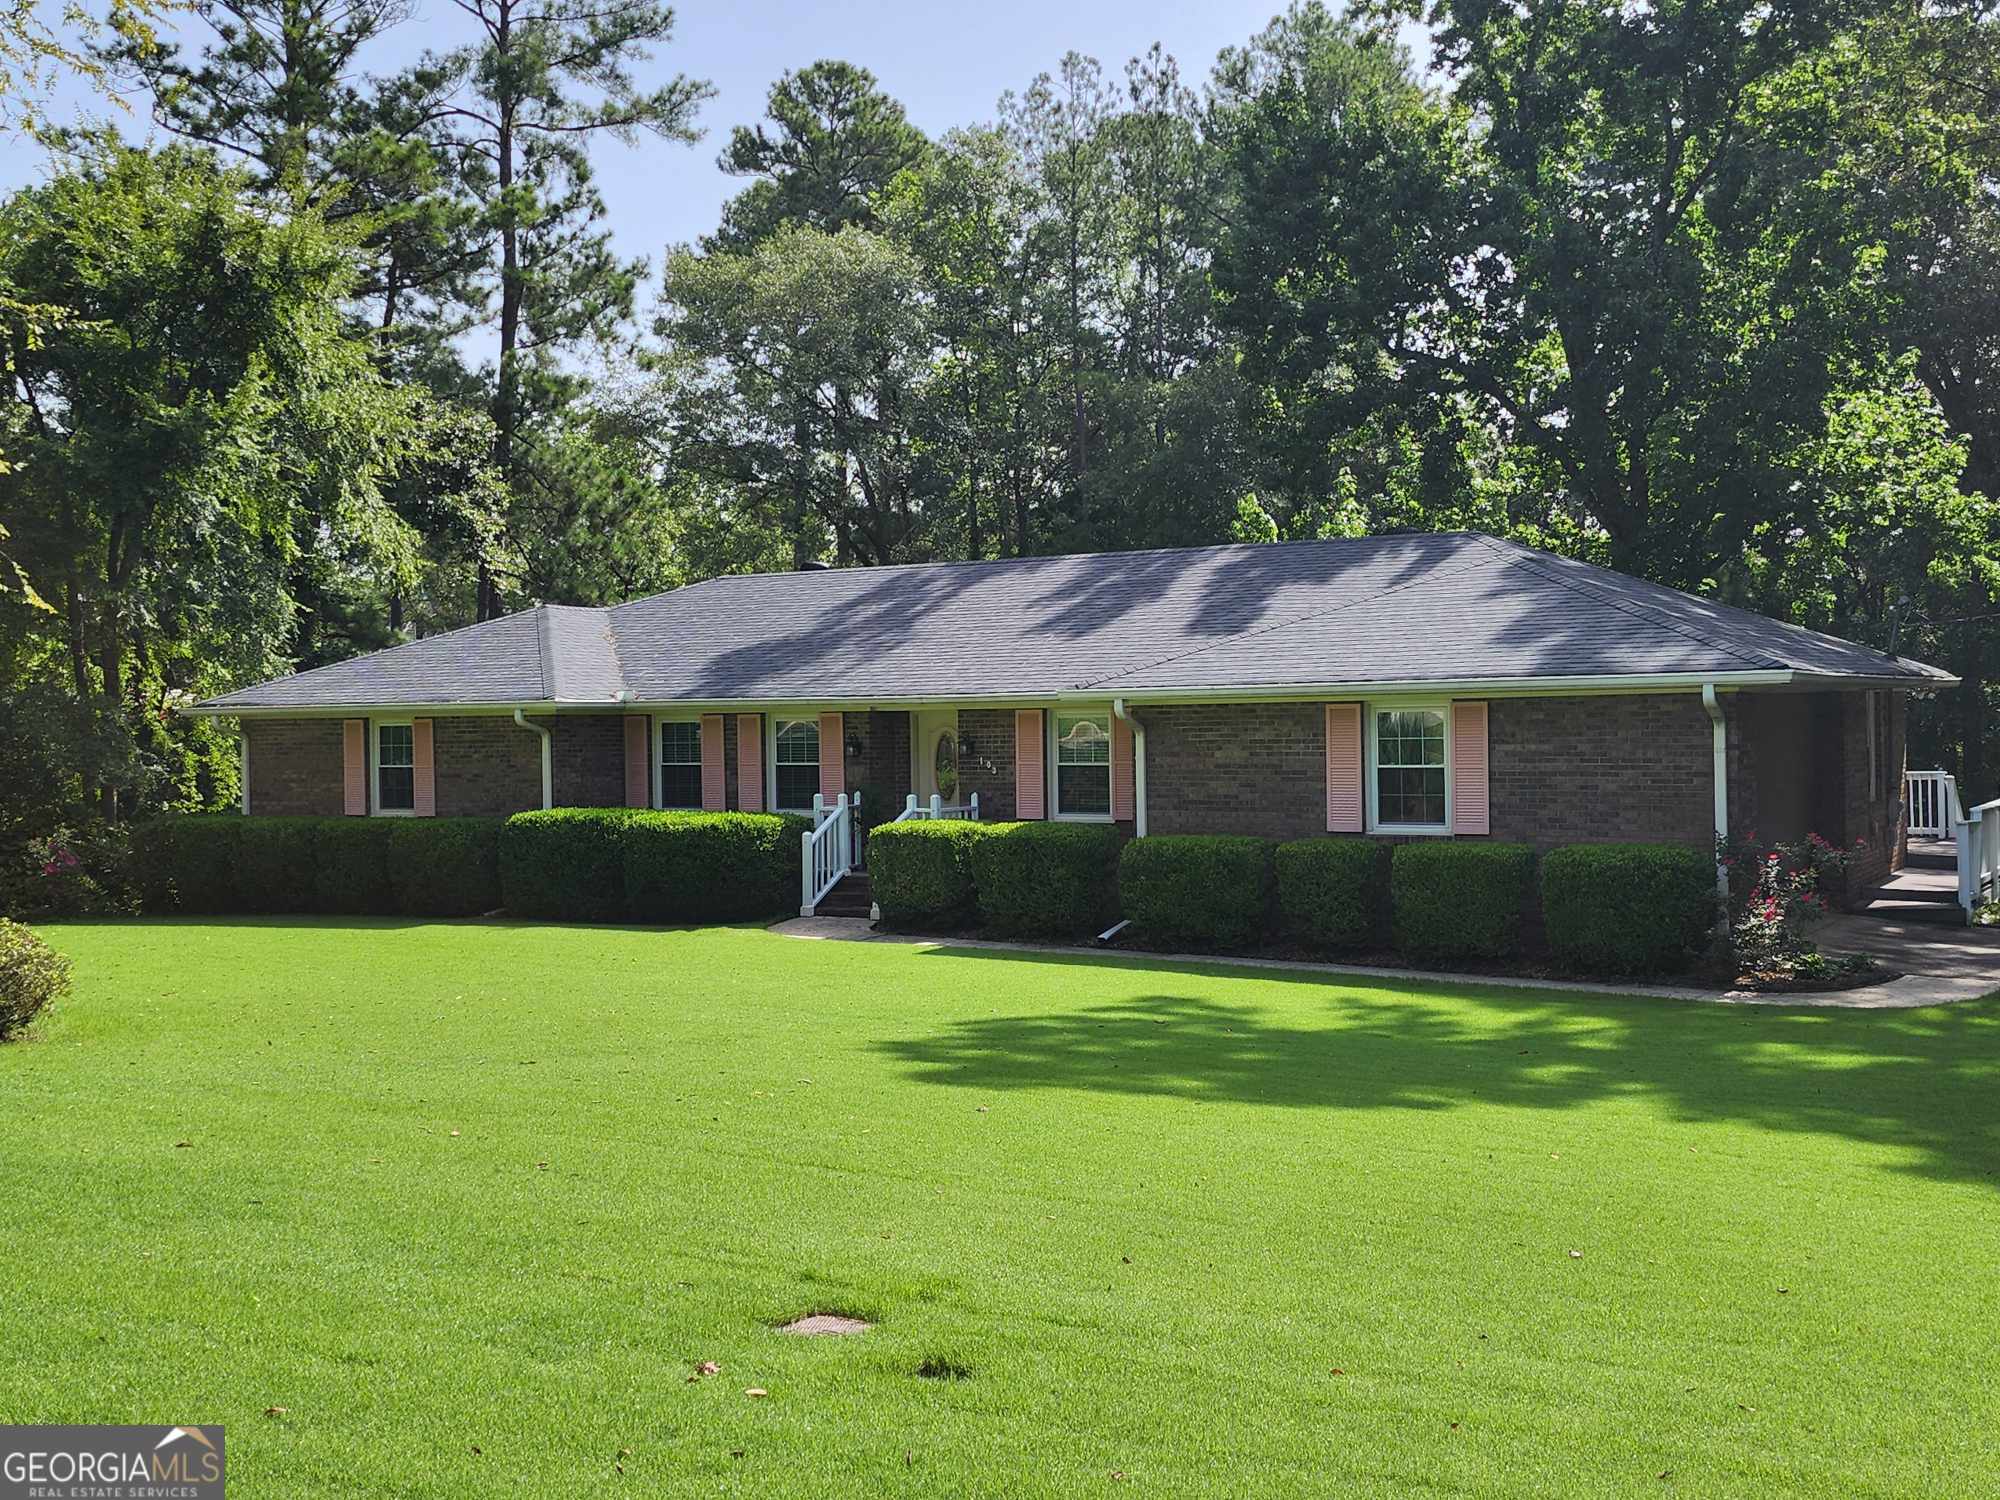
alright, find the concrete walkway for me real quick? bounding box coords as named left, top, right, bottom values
left=769, top=916, right=1998, bottom=1010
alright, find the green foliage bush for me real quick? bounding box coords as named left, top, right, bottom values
left=234, top=817, right=323, bottom=914
left=389, top=819, right=505, bottom=917
left=1541, top=842, right=1717, bottom=975
left=0, top=918, right=70, bottom=1040
left=128, top=814, right=245, bottom=913
left=867, top=821, right=989, bottom=924
left=313, top=818, right=396, bottom=914
left=1390, top=842, right=1538, bottom=961
left=1118, top=835, right=1273, bottom=948
left=624, top=811, right=812, bottom=922
left=1275, top=838, right=1387, bottom=950
left=969, top=821, right=1122, bottom=936
left=499, top=809, right=640, bottom=922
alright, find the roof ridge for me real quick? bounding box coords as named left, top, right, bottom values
left=1468, top=536, right=1780, bottom=672
left=1071, top=545, right=1505, bottom=692
left=606, top=532, right=1482, bottom=612
left=534, top=605, right=556, bottom=699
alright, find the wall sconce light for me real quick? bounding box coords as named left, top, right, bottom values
left=960, top=733, right=978, bottom=759
left=845, top=729, right=866, bottom=760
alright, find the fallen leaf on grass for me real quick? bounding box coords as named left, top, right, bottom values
left=174, top=1141, right=192, bottom=1149
left=1330, top=1368, right=1344, bottom=1376
left=744, top=1388, right=768, bottom=1399
left=262, top=1407, right=287, bottom=1417
left=1568, top=1249, right=1584, bottom=1259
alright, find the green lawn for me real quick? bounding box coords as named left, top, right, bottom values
left=4, top=921, right=1998, bottom=1497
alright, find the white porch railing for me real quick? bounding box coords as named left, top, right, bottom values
left=1903, top=770, right=1999, bottom=918
left=890, top=792, right=981, bottom=823
left=800, top=791, right=858, bottom=916
left=1906, top=769, right=1957, bottom=839
left=1960, top=797, right=2000, bottom=916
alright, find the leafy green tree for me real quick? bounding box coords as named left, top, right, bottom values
left=0, top=142, right=451, bottom=818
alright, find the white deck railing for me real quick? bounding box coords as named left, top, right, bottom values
left=890, top=792, right=980, bottom=823
left=1906, top=769, right=1958, bottom=839
left=800, top=791, right=858, bottom=915
left=1903, top=770, right=1997, bottom=918
left=1960, top=797, right=2000, bottom=916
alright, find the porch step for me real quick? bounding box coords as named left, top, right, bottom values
left=813, top=872, right=874, bottom=919
left=1855, top=896, right=1966, bottom=927
left=1865, top=882, right=1959, bottom=906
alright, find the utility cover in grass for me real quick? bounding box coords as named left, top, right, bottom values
left=778, top=1314, right=871, bottom=1336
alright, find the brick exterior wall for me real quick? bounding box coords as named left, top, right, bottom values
left=1145, top=702, right=1328, bottom=841
left=1486, top=695, right=1716, bottom=848
left=433, top=716, right=545, bottom=815
left=552, top=714, right=626, bottom=808
left=957, top=708, right=1019, bottom=821
left=245, top=719, right=346, bottom=816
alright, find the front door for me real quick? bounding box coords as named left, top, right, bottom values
left=913, top=709, right=961, bottom=806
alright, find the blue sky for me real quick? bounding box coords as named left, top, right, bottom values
left=6, top=0, right=1331, bottom=272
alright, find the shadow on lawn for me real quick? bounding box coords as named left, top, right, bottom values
left=881, top=949, right=2000, bottom=1189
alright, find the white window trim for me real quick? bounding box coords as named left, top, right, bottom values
left=655, top=714, right=702, bottom=811
left=1367, top=701, right=1452, bottom=836
left=372, top=718, right=417, bottom=818
left=768, top=713, right=823, bottom=815
left=1049, top=707, right=1115, bottom=823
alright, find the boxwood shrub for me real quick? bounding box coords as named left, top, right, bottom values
left=1541, top=842, right=1718, bottom=975
left=312, top=818, right=397, bottom=914
left=1275, top=838, right=1387, bottom=950
left=1390, top=841, right=1537, bottom=961
left=0, top=918, right=70, bottom=1040
left=624, top=811, right=812, bottom=922
left=968, top=821, right=1123, bottom=936
left=389, top=818, right=505, bottom=917
left=499, top=808, right=641, bottom=922
left=867, top=821, right=989, bottom=924
left=1118, top=835, right=1273, bottom=949
left=128, top=814, right=245, bottom=913
left=235, top=817, right=324, bottom=914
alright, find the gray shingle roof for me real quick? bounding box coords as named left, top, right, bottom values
left=193, top=532, right=1953, bottom=712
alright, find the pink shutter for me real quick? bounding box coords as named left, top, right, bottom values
left=411, top=719, right=436, bottom=817
left=700, top=714, right=726, bottom=811
left=736, top=715, right=764, bottom=812
left=1451, top=700, right=1490, bottom=835
left=623, top=714, right=650, bottom=808
left=343, top=719, right=367, bottom=816
left=1015, top=710, right=1046, bottom=820
left=1111, top=714, right=1135, bottom=822
left=1325, top=703, right=1363, bottom=833
left=819, top=712, right=845, bottom=799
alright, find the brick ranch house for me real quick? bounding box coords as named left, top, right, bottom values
left=189, top=532, right=1953, bottom=904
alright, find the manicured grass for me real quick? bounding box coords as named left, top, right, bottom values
left=5, top=920, right=1999, bottom=1496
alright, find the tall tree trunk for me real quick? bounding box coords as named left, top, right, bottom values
left=486, top=0, right=519, bottom=622
left=65, top=574, right=95, bottom=812
left=1962, top=577, right=1989, bottom=801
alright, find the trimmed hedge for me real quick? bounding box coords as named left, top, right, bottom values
left=1275, top=838, right=1386, bottom=950
left=868, top=821, right=988, bottom=923
left=1541, top=842, right=1717, bottom=975
left=1118, top=835, right=1273, bottom=948
left=1390, top=841, right=1537, bottom=960
left=389, top=818, right=505, bottom=917
left=236, top=818, right=322, bottom=914
left=0, top=918, right=70, bottom=1040
left=129, top=814, right=245, bottom=913
left=624, top=811, right=811, bottom=922
left=313, top=818, right=396, bottom=914
left=499, top=809, right=640, bottom=922
left=969, top=821, right=1123, bottom=936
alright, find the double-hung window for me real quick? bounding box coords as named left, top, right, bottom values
left=773, top=717, right=820, bottom=812
left=658, top=719, right=702, bottom=809
left=375, top=722, right=415, bottom=814
left=1052, top=710, right=1112, bottom=819
left=1370, top=706, right=1448, bottom=832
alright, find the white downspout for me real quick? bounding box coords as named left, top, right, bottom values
left=514, top=708, right=553, bottom=810
left=1112, top=698, right=1147, bottom=838
left=239, top=726, right=251, bottom=814
left=1701, top=683, right=1728, bottom=903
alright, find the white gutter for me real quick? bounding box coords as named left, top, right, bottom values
left=239, top=732, right=250, bottom=814
left=1701, top=684, right=1729, bottom=904
left=513, top=708, right=553, bottom=810
left=1111, top=698, right=1147, bottom=838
